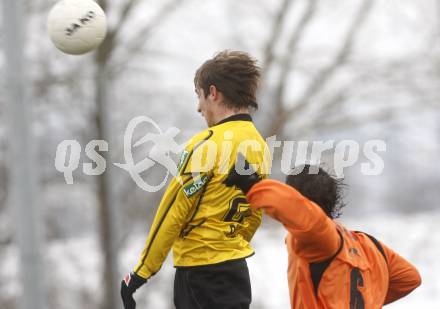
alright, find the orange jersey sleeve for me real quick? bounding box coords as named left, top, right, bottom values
left=382, top=242, right=422, bottom=304
left=246, top=179, right=340, bottom=262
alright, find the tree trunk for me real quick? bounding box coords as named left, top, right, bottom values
left=95, top=61, right=119, bottom=309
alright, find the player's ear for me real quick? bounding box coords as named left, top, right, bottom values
left=209, top=85, right=218, bottom=100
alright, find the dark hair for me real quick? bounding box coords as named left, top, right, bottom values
left=194, top=50, right=261, bottom=110
left=285, top=165, right=345, bottom=219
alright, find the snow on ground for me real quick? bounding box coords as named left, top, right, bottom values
left=1, top=211, right=438, bottom=308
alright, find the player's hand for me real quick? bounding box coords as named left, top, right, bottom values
left=120, top=272, right=147, bottom=309
left=223, top=153, right=261, bottom=194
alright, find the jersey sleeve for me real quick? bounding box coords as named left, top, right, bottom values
left=133, top=132, right=213, bottom=279
left=382, top=243, right=421, bottom=304
left=246, top=179, right=340, bottom=262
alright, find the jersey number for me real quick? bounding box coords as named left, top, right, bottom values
left=350, top=267, right=365, bottom=309
left=223, top=197, right=251, bottom=223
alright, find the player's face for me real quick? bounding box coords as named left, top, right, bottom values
left=196, top=88, right=215, bottom=127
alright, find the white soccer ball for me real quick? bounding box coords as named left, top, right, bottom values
left=47, top=0, right=107, bottom=55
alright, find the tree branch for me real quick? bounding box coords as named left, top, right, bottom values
left=112, top=0, right=141, bottom=40
left=261, top=0, right=296, bottom=75
left=268, top=0, right=375, bottom=136
left=303, top=106, right=395, bottom=134
left=271, top=0, right=318, bottom=121
left=110, top=0, right=183, bottom=71
left=96, top=0, right=141, bottom=65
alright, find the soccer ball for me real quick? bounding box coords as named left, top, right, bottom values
left=47, top=0, right=107, bottom=55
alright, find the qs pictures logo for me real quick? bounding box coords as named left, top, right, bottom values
left=54, top=116, right=185, bottom=192
left=54, top=116, right=387, bottom=192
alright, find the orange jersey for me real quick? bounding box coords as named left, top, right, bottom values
left=246, top=179, right=421, bottom=309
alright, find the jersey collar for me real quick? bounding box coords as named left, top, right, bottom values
left=215, top=113, right=253, bottom=126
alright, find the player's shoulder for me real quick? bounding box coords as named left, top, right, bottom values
left=186, top=128, right=214, bottom=148
left=213, top=119, right=264, bottom=141
left=185, top=120, right=264, bottom=149
left=185, top=124, right=242, bottom=146
left=338, top=225, right=378, bottom=243
left=342, top=228, right=389, bottom=261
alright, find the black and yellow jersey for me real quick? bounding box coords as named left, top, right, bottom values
left=134, top=114, right=271, bottom=279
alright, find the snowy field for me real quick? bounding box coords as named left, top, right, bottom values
left=1, top=211, right=438, bottom=308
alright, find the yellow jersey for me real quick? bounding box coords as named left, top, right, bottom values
left=134, top=114, right=271, bottom=279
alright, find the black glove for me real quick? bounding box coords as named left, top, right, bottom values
left=120, top=272, right=147, bottom=309
left=223, top=153, right=261, bottom=194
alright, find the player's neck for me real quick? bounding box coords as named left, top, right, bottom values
left=213, top=107, right=250, bottom=125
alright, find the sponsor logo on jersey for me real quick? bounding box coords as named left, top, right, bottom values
left=183, top=174, right=208, bottom=197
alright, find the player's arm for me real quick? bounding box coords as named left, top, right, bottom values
left=121, top=173, right=198, bottom=309
left=132, top=174, right=197, bottom=279
left=133, top=131, right=215, bottom=278
left=382, top=243, right=421, bottom=304
left=121, top=132, right=214, bottom=308
left=246, top=179, right=340, bottom=262
left=223, top=157, right=340, bottom=262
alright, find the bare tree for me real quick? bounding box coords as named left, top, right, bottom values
left=94, top=1, right=183, bottom=309
left=260, top=0, right=376, bottom=138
